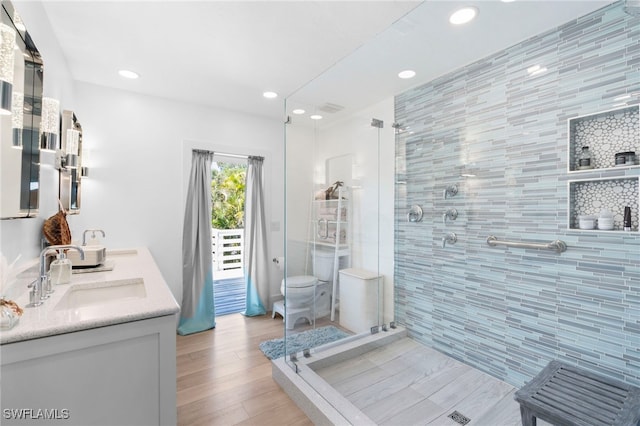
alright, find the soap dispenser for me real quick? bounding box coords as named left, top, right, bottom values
left=50, top=250, right=72, bottom=286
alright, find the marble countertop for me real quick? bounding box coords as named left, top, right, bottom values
left=0, top=247, right=180, bottom=345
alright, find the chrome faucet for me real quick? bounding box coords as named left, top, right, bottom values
left=29, top=245, right=85, bottom=307
left=82, top=229, right=106, bottom=246
left=442, top=233, right=457, bottom=248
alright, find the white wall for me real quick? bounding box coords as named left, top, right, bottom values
left=0, top=1, right=75, bottom=271
left=284, top=119, right=316, bottom=277
left=0, top=1, right=285, bottom=308
left=71, top=82, right=284, bottom=305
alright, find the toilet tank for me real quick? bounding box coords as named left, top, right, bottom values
left=313, top=249, right=335, bottom=282
left=338, top=268, right=383, bottom=334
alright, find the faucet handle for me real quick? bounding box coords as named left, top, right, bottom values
left=27, top=279, right=43, bottom=307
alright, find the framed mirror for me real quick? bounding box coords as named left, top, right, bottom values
left=0, top=0, right=44, bottom=219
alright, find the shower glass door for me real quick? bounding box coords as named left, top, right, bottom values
left=283, top=96, right=391, bottom=376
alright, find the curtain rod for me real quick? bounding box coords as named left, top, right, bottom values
left=193, top=149, right=261, bottom=161
left=215, top=152, right=249, bottom=159
left=192, top=149, right=214, bottom=155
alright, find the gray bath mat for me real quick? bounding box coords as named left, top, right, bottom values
left=259, top=326, right=349, bottom=360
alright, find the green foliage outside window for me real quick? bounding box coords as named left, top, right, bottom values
left=211, top=163, right=246, bottom=229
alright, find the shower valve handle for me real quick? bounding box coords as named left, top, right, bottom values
left=443, top=208, right=458, bottom=224
left=443, top=184, right=458, bottom=199
left=442, top=233, right=457, bottom=248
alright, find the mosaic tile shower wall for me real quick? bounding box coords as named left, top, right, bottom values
left=394, top=1, right=639, bottom=388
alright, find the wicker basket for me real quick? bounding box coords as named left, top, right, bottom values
left=43, top=209, right=71, bottom=246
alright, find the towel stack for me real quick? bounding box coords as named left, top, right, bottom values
left=317, top=207, right=347, bottom=221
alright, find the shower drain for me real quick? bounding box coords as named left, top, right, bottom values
left=447, top=410, right=471, bottom=425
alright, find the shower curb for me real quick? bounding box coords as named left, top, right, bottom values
left=272, top=327, right=407, bottom=425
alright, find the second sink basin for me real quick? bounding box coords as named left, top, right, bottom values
left=55, top=278, right=146, bottom=310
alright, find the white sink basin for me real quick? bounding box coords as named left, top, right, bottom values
left=55, top=278, right=146, bottom=310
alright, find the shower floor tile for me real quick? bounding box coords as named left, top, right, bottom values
left=313, top=337, right=523, bottom=425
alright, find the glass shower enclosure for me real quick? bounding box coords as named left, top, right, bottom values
left=280, top=1, right=419, bottom=415
left=283, top=95, right=394, bottom=373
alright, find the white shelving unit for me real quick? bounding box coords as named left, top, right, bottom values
left=311, top=186, right=351, bottom=321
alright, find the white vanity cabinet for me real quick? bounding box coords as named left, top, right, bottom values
left=0, top=248, right=179, bottom=425
left=1, top=314, right=177, bottom=425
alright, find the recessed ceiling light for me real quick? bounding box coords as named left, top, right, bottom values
left=614, top=94, right=631, bottom=101
left=118, top=69, right=139, bottom=79
left=398, top=70, right=416, bottom=79
left=292, top=109, right=305, bottom=115
left=501, top=0, right=516, bottom=3
left=310, top=114, right=323, bottom=120
left=449, top=7, right=478, bottom=25
left=263, top=91, right=278, bottom=99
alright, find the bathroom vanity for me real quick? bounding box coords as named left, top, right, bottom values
left=0, top=248, right=179, bottom=426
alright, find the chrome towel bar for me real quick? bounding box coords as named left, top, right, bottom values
left=486, top=236, right=567, bottom=253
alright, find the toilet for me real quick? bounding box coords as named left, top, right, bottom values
left=272, top=250, right=334, bottom=329
left=281, top=275, right=319, bottom=309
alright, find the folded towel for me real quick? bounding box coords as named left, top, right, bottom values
left=317, top=207, right=346, bottom=221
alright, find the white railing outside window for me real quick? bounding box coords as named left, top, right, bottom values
left=211, top=228, right=244, bottom=280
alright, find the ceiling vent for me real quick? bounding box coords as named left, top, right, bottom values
left=318, top=103, right=344, bottom=114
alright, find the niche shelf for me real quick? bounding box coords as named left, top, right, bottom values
left=567, top=104, right=639, bottom=173
left=567, top=176, right=639, bottom=232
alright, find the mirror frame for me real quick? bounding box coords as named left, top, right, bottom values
left=1, top=0, right=43, bottom=219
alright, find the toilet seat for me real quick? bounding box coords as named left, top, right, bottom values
left=283, top=275, right=317, bottom=288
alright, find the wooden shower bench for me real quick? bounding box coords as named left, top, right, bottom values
left=514, top=360, right=640, bottom=426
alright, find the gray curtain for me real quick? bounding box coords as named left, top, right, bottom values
left=242, top=156, right=267, bottom=316
left=178, top=150, right=216, bottom=335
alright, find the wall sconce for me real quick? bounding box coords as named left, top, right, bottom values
left=63, top=128, right=80, bottom=168
left=80, top=149, right=91, bottom=179
left=40, top=97, right=60, bottom=151
left=0, top=23, right=16, bottom=116
left=11, top=91, right=23, bottom=148
left=80, top=148, right=90, bottom=178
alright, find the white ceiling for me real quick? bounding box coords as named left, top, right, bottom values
left=39, top=0, right=613, bottom=121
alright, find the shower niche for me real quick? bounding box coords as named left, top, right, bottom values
left=566, top=104, right=639, bottom=233
left=567, top=104, right=639, bottom=173
left=567, top=176, right=639, bottom=232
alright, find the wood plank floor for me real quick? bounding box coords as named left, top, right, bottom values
left=176, top=312, right=314, bottom=426
left=177, top=314, right=538, bottom=426
left=313, top=337, right=525, bottom=426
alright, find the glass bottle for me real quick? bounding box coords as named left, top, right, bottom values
left=578, top=146, right=593, bottom=169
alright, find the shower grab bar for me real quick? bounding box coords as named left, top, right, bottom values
left=486, top=235, right=567, bottom=253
